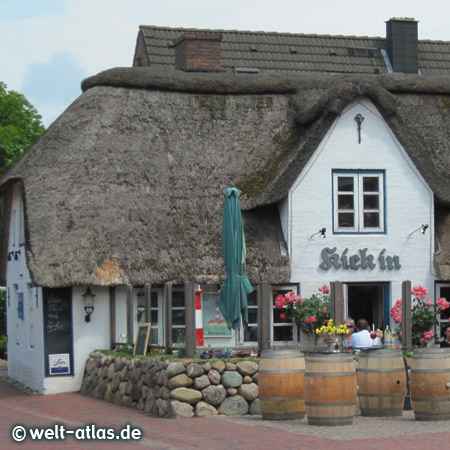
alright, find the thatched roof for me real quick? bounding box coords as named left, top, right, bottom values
left=3, top=67, right=450, bottom=286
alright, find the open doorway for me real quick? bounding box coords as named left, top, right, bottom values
left=346, top=283, right=389, bottom=330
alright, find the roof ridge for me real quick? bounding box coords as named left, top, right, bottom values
left=139, top=25, right=450, bottom=44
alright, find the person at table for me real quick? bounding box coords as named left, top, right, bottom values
left=342, top=317, right=355, bottom=347
left=350, top=318, right=381, bottom=349
left=440, top=324, right=450, bottom=348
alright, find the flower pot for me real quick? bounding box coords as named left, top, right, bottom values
left=304, top=353, right=357, bottom=426
left=410, top=348, right=450, bottom=421
left=259, top=349, right=305, bottom=420
left=357, top=348, right=406, bottom=417
left=321, top=336, right=342, bottom=353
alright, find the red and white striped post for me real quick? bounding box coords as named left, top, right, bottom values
left=195, top=290, right=204, bottom=346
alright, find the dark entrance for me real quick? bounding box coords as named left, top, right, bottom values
left=347, top=284, right=389, bottom=330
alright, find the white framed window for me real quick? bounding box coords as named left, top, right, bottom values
left=243, top=290, right=258, bottom=344
left=436, top=283, right=450, bottom=340
left=150, top=289, right=163, bottom=347
left=172, top=288, right=185, bottom=348
left=272, top=286, right=298, bottom=345
left=333, top=171, right=385, bottom=233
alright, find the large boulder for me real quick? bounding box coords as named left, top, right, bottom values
left=218, top=395, right=249, bottom=416
left=168, top=400, right=194, bottom=419
left=202, top=385, right=226, bottom=406
left=171, top=387, right=202, bottom=404
left=221, top=371, right=243, bottom=389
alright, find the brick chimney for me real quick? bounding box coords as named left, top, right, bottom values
left=174, top=32, right=224, bottom=72
left=386, top=18, right=419, bottom=74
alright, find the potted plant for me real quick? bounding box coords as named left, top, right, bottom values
left=390, top=285, right=450, bottom=347
left=275, top=285, right=330, bottom=346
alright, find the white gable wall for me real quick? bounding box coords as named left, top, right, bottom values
left=6, top=184, right=45, bottom=392
left=286, top=98, right=435, bottom=304
left=6, top=183, right=111, bottom=393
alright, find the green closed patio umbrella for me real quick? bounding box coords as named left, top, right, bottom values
left=218, top=187, right=253, bottom=329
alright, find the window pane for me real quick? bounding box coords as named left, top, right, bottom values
left=247, top=308, right=258, bottom=323
left=338, top=177, right=353, bottom=192
left=364, top=213, right=379, bottom=227
left=151, top=310, right=158, bottom=323
left=172, top=328, right=185, bottom=344
left=338, top=194, right=354, bottom=210
left=172, top=309, right=185, bottom=325
left=273, top=326, right=293, bottom=341
left=149, top=327, right=159, bottom=345
left=172, top=291, right=185, bottom=307
left=244, top=325, right=258, bottom=342
left=439, top=287, right=450, bottom=320
left=151, top=291, right=158, bottom=308
left=363, top=177, right=379, bottom=192
left=273, top=308, right=288, bottom=323
left=247, top=290, right=257, bottom=306
left=338, top=213, right=354, bottom=227
left=363, top=195, right=379, bottom=209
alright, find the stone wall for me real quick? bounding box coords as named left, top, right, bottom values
left=81, top=352, right=261, bottom=419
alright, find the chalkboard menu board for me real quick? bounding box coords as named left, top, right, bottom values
left=43, top=288, right=73, bottom=376
left=134, top=323, right=151, bottom=356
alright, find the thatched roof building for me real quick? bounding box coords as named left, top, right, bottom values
left=3, top=67, right=450, bottom=287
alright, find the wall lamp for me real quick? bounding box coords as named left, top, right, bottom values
left=407, top=224, right=429, bottom=239
left=310, top=228, right=326, bottom=239
left=82, top=287, right=96, bottom=322
left=137, top=291, right=145, bottom=321
left=14, top=250, right=21, bottom=260
left=7, top=251, right=14, bottom=261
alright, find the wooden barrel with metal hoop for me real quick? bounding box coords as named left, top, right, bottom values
left=258, top=349, right=305, bottom=420
left=304, top=352, right=357, bottom=426
left=357, top=348, right=406, bottom=416
left=410, top=348, right=450, bottom=421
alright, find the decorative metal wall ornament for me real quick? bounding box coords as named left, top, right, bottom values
left=354, top=113, right=365, bottom=144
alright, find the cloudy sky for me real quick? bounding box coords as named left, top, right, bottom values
left=2, top=0, right=450, bottom=126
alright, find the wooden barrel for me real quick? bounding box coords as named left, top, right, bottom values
left=410, top=348, right=450, bottom=421
left=305, top=352, right=357, bottom=426
left=258, top=349, right=305, bottom=420
left=357, top=349, right=406, bottom=416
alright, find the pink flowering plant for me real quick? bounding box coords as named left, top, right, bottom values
left=390, top=285, right=450, bottom=347
left=275, top=285, right=331, bottom=336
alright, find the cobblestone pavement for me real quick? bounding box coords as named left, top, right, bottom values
left=1, top=363, right=449, bottom=450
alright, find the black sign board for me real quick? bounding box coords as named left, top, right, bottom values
left=43, top=288, right=73, bottom=376
left=133, top=323, right=151, bottom=356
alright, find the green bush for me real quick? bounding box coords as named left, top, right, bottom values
left=0, top=335, right=6, bottom=359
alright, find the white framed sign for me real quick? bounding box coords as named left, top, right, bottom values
left=49, top=353, right=71, bottom=375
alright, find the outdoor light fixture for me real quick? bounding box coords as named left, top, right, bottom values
left=137, top=291, right=145, bottom=322
left=14, top=250, right=21, bottom=260
left=310, top=228, right=327, bottom=239
left=82, top=287, right=96, bottom=323
left=7, top=251, right=14, bottom=261
left=407, top=224, right=429, bottom=238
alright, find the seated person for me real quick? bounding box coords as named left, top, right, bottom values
left=440, top=324, right=450, bottom=348
left=350, top=318, right=381, bottom=350
left=342, top=317, right=355, bottom=347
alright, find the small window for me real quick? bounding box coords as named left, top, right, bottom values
left=272, top=287, right=296, bottom=344
left=244, top=290, right=258, bottom=343
left=172, top=289, right=185, bottom=347
left=436, top=283, right=450, bottom=341
left=333, top=171, right=385, bottom=233
left=150, top=290, right=163, bottom=346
